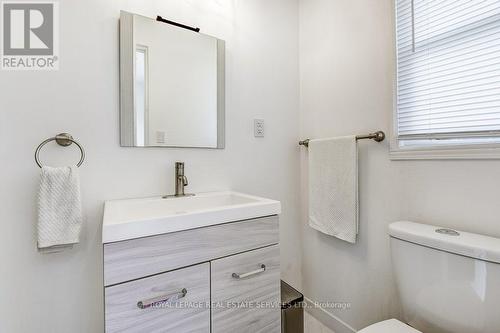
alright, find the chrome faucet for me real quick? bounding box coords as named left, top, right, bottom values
left=175, top=162, right=188, bottom=196
left=164, top=162, right=194, bottom=198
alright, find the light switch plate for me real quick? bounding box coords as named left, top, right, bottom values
left=254, top=119, right=264, bottom=137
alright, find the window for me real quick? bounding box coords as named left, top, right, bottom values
left=394, top=0, right=500, bottom=158
left=135, top=45, right=148, bottom=146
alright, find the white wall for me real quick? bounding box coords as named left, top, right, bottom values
left=0, top=1, right=301, bottom=332
left=299, top=0, right=401, bottom=330
left=299, top=0, right=500, bottom=331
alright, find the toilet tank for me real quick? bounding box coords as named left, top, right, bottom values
left=389, top=221, right=500, bottom=333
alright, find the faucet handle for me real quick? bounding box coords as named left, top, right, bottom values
left=180, top=175, right=188, bottom=186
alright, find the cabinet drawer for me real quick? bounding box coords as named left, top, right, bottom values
left=105, top=263, right=210, bottom=333
left=104, top=216, right=278, bottom=286
left=211, top=245, right=281, bottom=333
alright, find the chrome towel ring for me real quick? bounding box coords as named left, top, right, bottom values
left=35, top=133, right=85, bottom=168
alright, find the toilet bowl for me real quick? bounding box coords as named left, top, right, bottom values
left=358, top=319, right=420, bottom=333
left=359, top=221, right=500, bottom=333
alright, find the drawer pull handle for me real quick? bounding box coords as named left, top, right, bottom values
left=232, top=264, right=266, bottom=279
left=137, top=288, right=187, bottom=309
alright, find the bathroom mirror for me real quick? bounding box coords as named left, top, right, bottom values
left=119, top=11, right=225, bottom=148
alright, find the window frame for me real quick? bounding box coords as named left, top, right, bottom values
left=390, top=0, right=500, bottom=160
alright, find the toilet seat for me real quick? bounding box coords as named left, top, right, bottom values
left=358, top=319, right=421, bottom=333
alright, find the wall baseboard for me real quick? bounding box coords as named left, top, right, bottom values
left=304, top=297, right=357, bottom=333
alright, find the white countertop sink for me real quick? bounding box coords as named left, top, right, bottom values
left=102, top=191, right=281, bottom=243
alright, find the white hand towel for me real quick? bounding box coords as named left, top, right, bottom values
left=308, top=136, right=358, bottom=243
left=37, top=166, right=82, bottom=252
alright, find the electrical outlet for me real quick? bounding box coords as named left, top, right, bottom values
left=156, top=131, right=166, bottom=144
left=254, top=119, right=264, bottom=137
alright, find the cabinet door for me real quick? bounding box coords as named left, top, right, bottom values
left=105, top=263, right=210, bottom=333
left=211, top=245, right=281, bottom=333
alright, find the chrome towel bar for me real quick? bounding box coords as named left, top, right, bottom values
left=299, top=131, right=385, bottom=147
left=35, top=133, right=85, bottom=168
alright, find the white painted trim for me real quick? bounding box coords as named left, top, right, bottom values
left=304, top=297, right=357, bottom=333
left=390, top=144, right=500, bottom=160
left=390, top=0, right=400, bottom=161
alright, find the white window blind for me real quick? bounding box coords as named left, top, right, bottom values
left=395, top=0, right=500, bottom=148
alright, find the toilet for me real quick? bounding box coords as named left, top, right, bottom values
left=359, top=221, right=500, bottom=333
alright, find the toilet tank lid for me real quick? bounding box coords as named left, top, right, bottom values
left=389, top=221, right=500, bottom=264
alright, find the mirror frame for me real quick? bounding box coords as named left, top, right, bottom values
left=119, top=11, right=225, bottom=148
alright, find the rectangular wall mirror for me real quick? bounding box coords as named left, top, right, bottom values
left=120, top=11, right=225, bottom=148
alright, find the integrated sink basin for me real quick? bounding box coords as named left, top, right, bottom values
left=102, top=191, right=281, bottom=243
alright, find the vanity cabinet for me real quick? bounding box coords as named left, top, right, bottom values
left=103, top=216, right=280, bottom=333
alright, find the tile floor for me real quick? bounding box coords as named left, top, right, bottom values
left=304, top=311, right=336, bottom=333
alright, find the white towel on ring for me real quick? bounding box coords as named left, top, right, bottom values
left=37, top=166, right=82, bottom=252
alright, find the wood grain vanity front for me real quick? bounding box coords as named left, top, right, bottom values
left=104, top=216, right=278, bottom=286
left=103, top=215, right=281, bottom=332
left=211, top=245, right=281, bottom=332
left=105, top=263, right=210, bottom=333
